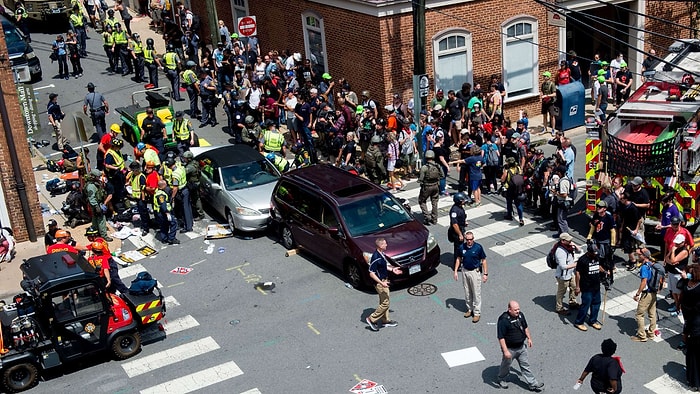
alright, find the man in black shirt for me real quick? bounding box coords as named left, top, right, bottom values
left=496, top=301, right=545, bottom=391
left=574, top=244, right=604, bottom=331
left=576, top=339, right=623, bottom=393
left=617, top=192, right=644, bottom=270
left=44, top=219, right=59, bottom=248
left=140, top=107, right=167, bottom=160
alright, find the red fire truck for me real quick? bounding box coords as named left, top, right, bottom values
left=585, top=39, right=700, bottom=229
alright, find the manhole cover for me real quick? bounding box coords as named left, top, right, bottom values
left=495, top=241, right=505, bottom=246
left=407, top=283, right=437, bottom=296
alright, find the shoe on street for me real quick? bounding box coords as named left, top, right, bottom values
left=574, top=324, right=588, bottom=331
left=590, top=322, right=602, bottom=330
left=382, top=320, right=398, bottom=327
left=556, top=309, right=570, bottom=315
left=464, top=310, right=473, bottom=318
left=366, top=317, right=378, bottom=331
left=630, top=335, right=647, bottom=342
left=496, top=380, right=509, bottom=389
left=472, top=315, right=480, bottom=323
left=529, top=382, right=545, bottom=392
left=103, top=236, right=114, bottom=242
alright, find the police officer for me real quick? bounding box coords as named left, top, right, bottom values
left=172, top=111, right=195, bottom=154
left=163, top=44, right=183, bottom=101
left=102, top=24, right=115, bottom=74
left=86, top=169, right=113, bottom=241
left=169, top=158, right=192, bottom=233
left=14, top=1, right=30, bottom=41
left=83, top=82, right=109, bottom=138
left=126, top=161, right=150, bottom=236
left=259, top=119, right=286, bottom=156
left=222, top=82, right=240, bottom=141
left=418, top=150, right=442, bottom=225
left=182, top=151, right=204, bottom=220
left=449, top=192, right=469, bottom=265
left=181, top=60, right=200, bottom=117
left=154, top=179, right=179, bottom=244
left=140, top=107, right=167, bottom=160
left=111, top=22, right=129, bottom=75
left=198, top=68, right=218, bottom=127
left=266, top=152, right=290, bottom=173
left=241, top=115, right=261, bottom=147
left=143, top=38, right=163, bottom=88
left=69, top=5, right=87, bottom=57
left=103, top=138, right=126, bottom=206
left=129, top=33, right=147, bottom=82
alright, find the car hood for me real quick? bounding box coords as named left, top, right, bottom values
left=226, top=181, right=276, bottom=211
left=351, top=220, right=428, bottom=256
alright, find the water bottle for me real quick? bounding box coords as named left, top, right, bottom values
left=573, top=382, right=581, bottom=390
left=344, top=282, right=353, bottom=289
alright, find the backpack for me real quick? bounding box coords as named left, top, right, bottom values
left=568, top=176, right=578, bottom=201
left=507, top=172, right=525, bottom=195
left=546, top=242, right=565, bottom=269
left=129, top=271, right=158, bottom=295
left=486, top=145, right=499, bottom=166
left=190, top=13, right=201, bottom=33
left=425, top=162, right=443, bottom=182
left=646, top=261, right=666, bottom=292
left=364, top=148, right=377, bottom=168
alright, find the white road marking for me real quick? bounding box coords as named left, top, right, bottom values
left=161, top=314, right=199, bottom=335
left=122, top=336, right=219, bottom=378
left=118, top=264, right=147, bottom=279
left=644, top=373, right=694, bottom=393
left=521, top=257, right=549, bottom=274
left=139, top=361, right=244, bottom=394
left=603, top=290, right=638, bottom=316
left=441, top=346, right=485, bottom=368
left=490, top=233, right=557, bottom=257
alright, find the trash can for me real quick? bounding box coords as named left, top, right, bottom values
left=555, top=81, right=586, bottom=132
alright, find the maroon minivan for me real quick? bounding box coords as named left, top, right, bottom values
left=270, top=165, right=441, bottom=288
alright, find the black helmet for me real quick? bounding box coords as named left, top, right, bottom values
left=85, top=227, right=99, bottom=237
left=165, top=157, right=176, bottom=167
left=166, top=44, right=174, bottom=51
left=453, top=192, right=468, bottom=204
left=146, top=38, right=154, bottom=46
left=107, top=9, right=114, bottom=15
left=371, top=135, right=382, bottom=144
left=264, top=119, right=275, bottom=128
left=111, top=138, right=124, bottom=148
left=587, top=243, right=600, bottom=257
left=376, top=118, right=387, bottom=127
left=114, top=22, right=121, bottom=28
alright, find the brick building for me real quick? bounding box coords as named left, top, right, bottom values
left=194, top=0, right=691, bottom=122
left=0, top=28, right=43, bottom=242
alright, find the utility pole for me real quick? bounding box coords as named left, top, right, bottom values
left=205, top=0, right=219, bottom=47
left=412, top=0, right=426, bottom=156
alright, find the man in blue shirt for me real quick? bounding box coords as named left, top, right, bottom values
left=632, top=248, right=664, bottom=342
left=453, top=231, right=488, bottom=323
left=365, top=238, right=402, bottom=331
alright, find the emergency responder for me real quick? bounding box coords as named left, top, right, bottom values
left=143, top=161, right=160, bottom=230
left=85, top=227, right=109, bottom=253
left=86, top=169, right=113, bottom=241
left=140, top=107, right=167, bottom=160
left=172, top=111, right=195, bottom=154
left=242, top=115, right=262, bottom=147
left=154, top=179, right=179, bottom=244
left=111, top=22, right=130, bottom=75
left=45, top=219, right=59, bottom=248
left=163, top=44, right=183, bottom=101
left=129, top=33, right=147, bottom=83
left=88, top=241, right=112, bottom=289
left=266, top=152, right=290, bottom=173
left=126, top=161, right=150, bottom=236
left=183, top=151, right=204, bottom=220
left=169, top=158, right=193, bottom=233
left=103, top=138, right=126, bottom=206
left=14, top=1, right=30, bottom=42
left=143, top=37, right=163, bottom=88
left=223, top=82, right=242, bottom=142
left=104, top=9, right=117, bottom=29
left=162, top=157, right=174, bottom=187
left=47, top=93, right=67, bottom=151
left=365, top=135, right=386, bottom=185
left=90, top=242, right=129, bottom=294
left=181, top=60, right=200, bottom=117
left=136, top=142, right=161, bottom=169
left=102, top=24, right=115, bottom=74
left=198, top=68, right=218, bottom=127
left=83, top=82, right=109, bottom=139
left=47, top=230, right=81, bottom=254
left=258, top=119, right=286, bottom=156
left=96, top=123, right=121, bottom=171
left=69, top=5, right=87, bottom=57
left=418, top=150, right=442, bottom=225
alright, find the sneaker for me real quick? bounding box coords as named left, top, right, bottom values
left=103, top=236, right=114, bottom=242
left=590, top=322, right=602, bottom=330
left=556, top=309, right=570, bottom=315
left=630, top=335, right=647, bottom=342
left=668, top=305, right=678, bottom=313
left=569, top=302, right=581, bottom=309
left=472, top=315, right=480, bottom=323
left=365, top=317, right=378, bottom=331
left=141, top=229, right=148, bottom=236
left=529, top=382, right=544, bottom=392
left=496, top=380, right=509, bottom=389
left=382, top=320, right=398, bottom=327
left=574, top=324, right=588, bottom=331
left=464, top=310, right=473, bottom=318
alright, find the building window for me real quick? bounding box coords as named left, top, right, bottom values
left=432, top=30, right=472, bottom=94
left=301, top=12, right=327, bottom=73
left=502, top=18, right=538, bottom=99
left=230, top=0, right=248, bottom=34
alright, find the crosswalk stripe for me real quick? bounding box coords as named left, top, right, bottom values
left=119, top=264, right=147, bottom=279
left=603, top=290, right=638, bottom=316
left=240, top=389, right=262, bottom=394
left=432, top=203, right=503, bottom=227
left=161, top=314, right=199, bottom=335
left=164, top=295, right=180, bottom=308
left=644, top=373, right=693, bottom=393
left=139, top=361, right=244, bottom=394
left=521, top=257, right=549, bottom=274
left=489, top=233, right=555, bottom=256
left=122, top=336, right=219, bottom=378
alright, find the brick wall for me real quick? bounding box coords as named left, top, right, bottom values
left=645, top=1, right=692, bottom=52
left=0, top=28, right=44, bottom=242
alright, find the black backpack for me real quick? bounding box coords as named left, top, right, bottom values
left=190, top=13, right=201, bottom=33
left=646, top=261, right=666, bottom=292
left=546, top=242, right=565, bottom=269
left=129, top=271, right=158, bottom=295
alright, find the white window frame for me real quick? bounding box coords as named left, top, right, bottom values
left=502, top=16, right=539, bottom=102
left=432, top=29, right=473, bottom=94
left=230, top=0, right=249, bottom=35
left=301, top=11, right=329, bottom=74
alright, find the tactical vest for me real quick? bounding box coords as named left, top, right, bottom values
left=132, top=41, right=144, bottom=55
left=103, top=32, right=114, bottom=46
left=113, top=31, right=128, bottom=45
left=182, top=69, right=197, bottom=85
left=162, top=166, right=173, bottom=187
left=164, top=52, right=177, bottom=70
left=106, top=149, right=125, bottom=170
left=70, top=14, right=83, bottom=27
left=143, top=148, right=160, bottom=167
left=172, top=164, right=187, bottom=188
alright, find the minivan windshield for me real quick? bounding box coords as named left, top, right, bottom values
left=3, top=23, right=25, bottom=47
left=338, top=193, right=412, bottom=237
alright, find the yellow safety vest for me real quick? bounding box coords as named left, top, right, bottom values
left=70, top=14, right=83, bottom=27
left=273, top=155, right=289, bottom=173
left=132, top=41, right=144, bottom=54
left=144, top=49, right=154, bottom=64
left=164, top=52, right=178, bottom=70
left=103, top=32, right=114, bottom=46
left=172, top=164, right=187, bottom=188
left=105, top=18, right=117, bottom=28
left=153, top=189, right=170, bottom=212
left=263, top=129, right=284, bottom=152
left=173, top=119, right=190, bottom=141
left=182, top=69, right=197, bottom=85
left=130, top=173, right=144, bottom=199
left=143, top=148, right=161, bottom=167
left=113, top=31, right=128, bottom=45
left=106, top=149, right=124, bottom=170
left=163, top=166, right=173, bottom=187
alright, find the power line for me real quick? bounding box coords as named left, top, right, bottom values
left=587, top=0, right=700, bottom=37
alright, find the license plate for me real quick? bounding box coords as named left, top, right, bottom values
left=52, top=9, right=61, bottom=13
left=409, top=264, right=421, bottom=275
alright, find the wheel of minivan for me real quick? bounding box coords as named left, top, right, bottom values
left=280, top=225, right=296, bottom=250
left=344, top=260, right=364, bottom=289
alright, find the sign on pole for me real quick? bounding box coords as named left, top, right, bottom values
left=547, top=11, right=566, bottom=28
left=419, top=74, right=429, bottom=97
left=237, top=16, right=257, bottom=37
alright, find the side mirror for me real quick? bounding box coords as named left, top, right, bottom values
left=211, top=183, right=222, bottom=191
left=328, top=227, right=344, bottom=239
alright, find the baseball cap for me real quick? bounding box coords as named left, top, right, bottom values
left=559, top=233, right=574, bottom=241
left=436, top=89, right=444, bottom=94
left=355, top=105, right=364, bottom=114
left=620, top=61, right=628, bottom=68
left=598, top=76, right=606, bottom=83
left=674, top=234, right=686, bottom=244
left=47, top=219, right=58, bottom=228
left=433, top=104, right=443, bottom=111
left=630, top=176, right=643, bottom=186
left=598, top=69, right=606, bottom=76
left=322, top=72, right=332, bottom=80
left=384, top=104, right=394, bottom=112
left=86, top=82, right=95, bottom=89
left=460, top=128, right=469, bottom=135
left=671, top=216, right=682, bottom=225
left=542, top=71, right=551, bottom=77
left=511, top=132, right=521, bottom=139
left=393, top=93, right=400, bottom=99
left=596, top=200, right=607, bottom=208
left=601, top=61, right=609, bottom=66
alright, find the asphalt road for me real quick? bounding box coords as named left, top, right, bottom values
left=21, top=29, right=691, bottom=394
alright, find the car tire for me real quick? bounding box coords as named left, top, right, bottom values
left=226, top=211, right=237, bottom=233
left=111, top=331, right=142, bottom=360
left=344, top=260, right=364, bottom=289
left=2, top=362, right=39, bottom=393
left=280, top=225, right=295, bottom=250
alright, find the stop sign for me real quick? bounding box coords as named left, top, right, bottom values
left=238, top=16, right=257, bottom=37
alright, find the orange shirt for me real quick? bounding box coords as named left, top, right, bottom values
left=86, top=237, right=111, bottom=255
left=88, top=254, right=110, bottom=277
left=47, top=243, right=79, bottom=254
left=387, top=114, right=398, bottom=133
